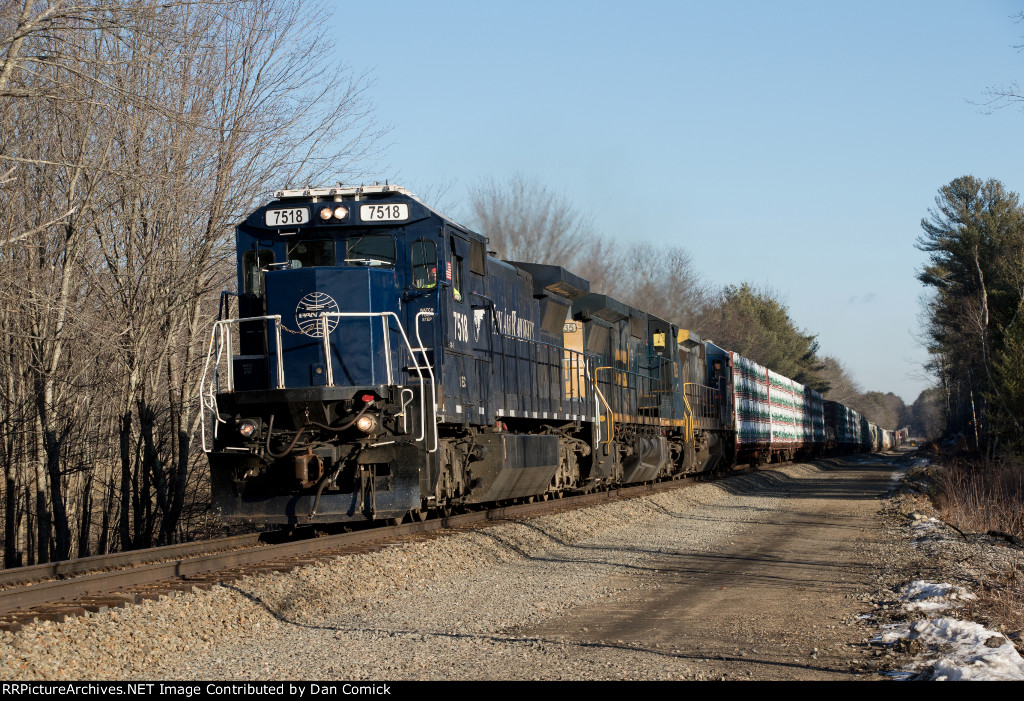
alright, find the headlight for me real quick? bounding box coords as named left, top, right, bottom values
left=238, top=420, right=258, bottom=438
left=319, top=207, right=333, bottom=221
left=355, top=415, right=377, bottom=433
left=333, top=206, right=349, bottom=220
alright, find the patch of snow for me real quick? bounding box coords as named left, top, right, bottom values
left=881, top=617, right=1024, bottom=681
left=907, top=600, right=956, bottom=612
left=899, top=580, right=976, bottom=611
left=869, top=463, right=1024, bottom=680
left=910, top=518, right=942, bottom=542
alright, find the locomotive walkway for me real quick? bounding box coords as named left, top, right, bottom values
left=1, top=455, right=910, bottom=680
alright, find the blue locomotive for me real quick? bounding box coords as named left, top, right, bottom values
left=200, top=185, right=895, bottom=525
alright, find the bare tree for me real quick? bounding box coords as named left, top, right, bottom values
left=468, top=173, right=594, bottom=266
left=818, top=356, right=863, bottom=406
left=911, top=388, right=945, bottom=439
left=0, top=0, right=385, bottom=564
left=0, top=63, right=114, bottom=561
left=467, top=174, right=707, bottom=327
left=0, top=0, right=198, bottom=101
left=612, top=243, right=708, bottom=328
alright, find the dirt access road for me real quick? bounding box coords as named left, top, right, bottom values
left=523, top=456, right=901, bottom=681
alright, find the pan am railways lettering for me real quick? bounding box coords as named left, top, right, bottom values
left=494, top=309, right=534, bottom=339
left=451, top=308, right=535, bottom=344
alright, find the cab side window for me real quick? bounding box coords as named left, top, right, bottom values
left=411, top=240, right=437, bottom=289
left=242, top=248, right=275, bottom=296
left=449, top=239, right=464, bottom=303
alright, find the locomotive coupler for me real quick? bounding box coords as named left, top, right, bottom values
left=294, top=447, right=324, bottom=489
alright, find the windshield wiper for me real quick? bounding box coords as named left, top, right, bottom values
left=344, top=258, right=391, bottom=267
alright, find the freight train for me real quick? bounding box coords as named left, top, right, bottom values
left=200, top=185, right=901, bottom=525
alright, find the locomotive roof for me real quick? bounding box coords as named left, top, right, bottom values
left=271, top=184, right=417, bottom=201
left=260, top=184, right=484, bottom=242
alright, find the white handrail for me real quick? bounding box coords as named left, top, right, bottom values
left=199, top=315, right=284, bottom=452
left=414, top=311, right=439, bottom=453
left=319, top=311, right=438, bottom=452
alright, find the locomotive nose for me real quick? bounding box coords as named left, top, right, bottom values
left=265, top=266, right=401, bottom=390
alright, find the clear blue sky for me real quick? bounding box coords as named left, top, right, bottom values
left=330, top=0, right=1024, bottom=403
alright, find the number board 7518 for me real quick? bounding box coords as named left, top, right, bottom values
left=360, top=204, right=409, bottom=222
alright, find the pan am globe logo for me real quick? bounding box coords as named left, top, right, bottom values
left=295, top=291, right=340, bottom=337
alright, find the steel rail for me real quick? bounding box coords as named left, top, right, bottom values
left=0, top=458, right=837, bottom=621
left=0, top=532, right=264, bottom=589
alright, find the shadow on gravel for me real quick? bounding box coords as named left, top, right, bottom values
left=644, top=551, right=875, bottom=592
left=442, top=511, right=874, bottom=592
left=421, top=457, right=903, bottom=588
left=219, top=582, right=851, bottom=677
left=644, top=498, right=854, bottom=529
left=457, top=523, right=689, bottom=576
left=712, top=460, right=901, bottom=502
left=213, top=458, right=899, bottom=676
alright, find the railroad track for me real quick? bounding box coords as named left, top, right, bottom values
left=0, top=462, right=802, bottom=631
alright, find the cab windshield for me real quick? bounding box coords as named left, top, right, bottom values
left=345, top=234, right=396, bottom=266
left=286, top=240, right=335, bottom=268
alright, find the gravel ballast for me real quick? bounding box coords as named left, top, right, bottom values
left=1, top=473, right=786, bottom=680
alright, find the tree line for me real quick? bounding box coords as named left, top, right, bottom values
left=0, top=0, right=379, bottom=567
left=916, top=175, right=1024, bottom=452
left=468, top=174, right=909, bottom=430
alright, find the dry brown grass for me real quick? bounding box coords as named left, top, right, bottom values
left=932, top=459, right=1024, bottom=540
left=930, top=456, right=1024, bottom=644
left=962, top=560, right=1024, bottom=646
